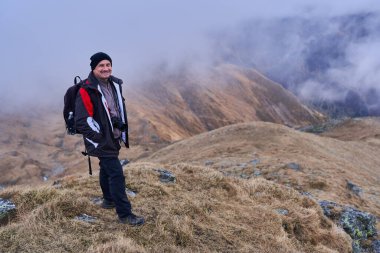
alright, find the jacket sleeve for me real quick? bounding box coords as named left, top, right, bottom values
left=75, top=88, right=104, bottom=143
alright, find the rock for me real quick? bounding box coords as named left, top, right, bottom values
left=346, top=180, right=363, bottom=196
left=240, top=173, right=250, bottom=179
left=218, top=161, right=235, bottom=169
left=154, top=168, right=176, bottom=183
left=42, top=176, right=48, bottom=182
left=90, top=197, right=103, bottom=206
left=74, top=214, right=97, bottom=223
left=253, top=170, right=262, bottom=177
left=0, top=198, right=16, bottom=223
left=126, top=188, right=137, bottom=198
left=250, top=159, right=260, bottom=166
left=319, top=200, right=340, bottom=218
left=372, top=240, right=380, bottom=253
left=275, top=209, right=289, bottom=215
left=319, top=200, right=378, bottom=253
left=340, top=207, right=377, bottom=252
left=204, top=160, right=214, bottom=166
left=300, top=191, right=314, bottom=199
left=237, top=163, right=247, bottom=168
left=52, top=180, right=62, bottom=189
left=120, top=159, right=130, bottom=166
left=285, top=163, right=301, bottom=171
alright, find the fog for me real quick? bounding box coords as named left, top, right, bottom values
left=212, top=11, right=380, bottom=115
left=1, top=0, right=379, bottom=113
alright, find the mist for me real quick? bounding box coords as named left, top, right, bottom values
left=212, top=11, right=380, bottom=116
left=1, top=0, right=380, bottom=115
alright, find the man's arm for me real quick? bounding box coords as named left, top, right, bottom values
left=75, top=88, right=103, bottom=143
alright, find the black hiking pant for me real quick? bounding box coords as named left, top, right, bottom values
left=99, top=157, right=132, bottom=218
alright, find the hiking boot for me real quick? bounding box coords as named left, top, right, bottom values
left=101, top=199, right=115, bottom=209
left=119, top=214, right=145, bottom=226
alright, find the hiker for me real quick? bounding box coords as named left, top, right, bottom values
left=74, top=52, right=144, bottom=226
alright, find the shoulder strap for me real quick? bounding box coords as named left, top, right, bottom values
left=74, top=76, right=83, bottom=85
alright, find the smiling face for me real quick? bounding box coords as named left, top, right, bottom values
left=92, top=60, right=112, bottom=81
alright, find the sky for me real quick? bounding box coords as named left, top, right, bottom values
left=1, top=0, right=380, bottom=112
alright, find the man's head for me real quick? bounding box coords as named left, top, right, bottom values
left=90, top=52, right=112, bottom=81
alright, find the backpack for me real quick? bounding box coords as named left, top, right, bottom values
left=63, top=76, right=93, bottom=175
left=63, top=76, right=84, bottom=135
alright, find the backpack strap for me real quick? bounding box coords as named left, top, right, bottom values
left=74, top=76, right=82, bottom=85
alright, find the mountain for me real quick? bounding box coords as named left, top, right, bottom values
left=213, top=12, right=380, bottom=118
left=126, top=64, right=324, bottom=143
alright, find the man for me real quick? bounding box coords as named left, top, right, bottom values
left=75, top=52, right=144, bottom=226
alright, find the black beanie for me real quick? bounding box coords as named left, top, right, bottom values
left=90, top=52, right=112, bottom=70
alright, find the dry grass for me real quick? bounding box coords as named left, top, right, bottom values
left=0, top=162, right=351, bottom=253
left=144, top=121, right=380, bottom=220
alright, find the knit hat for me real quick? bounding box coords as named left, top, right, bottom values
left=90, top=52, right=112, bottom=70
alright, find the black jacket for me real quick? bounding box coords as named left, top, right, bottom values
left=75, top=72, right=129, bottom=157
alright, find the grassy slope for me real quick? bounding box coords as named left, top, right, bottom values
left=0, top=162, right=351, bottom=253
left=144, top=121, right=380, bottom=219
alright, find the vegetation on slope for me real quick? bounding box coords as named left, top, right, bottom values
left=0, top=162, right=351, bottom=252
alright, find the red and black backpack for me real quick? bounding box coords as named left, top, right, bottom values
left=63, top=76, right=85, bottom=135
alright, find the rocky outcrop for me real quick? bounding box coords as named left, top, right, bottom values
left=153, top=168, right=176, bottom=183
left=319, top=200, right=378, bottom=253
left=0, top=198, right=16, bottom=225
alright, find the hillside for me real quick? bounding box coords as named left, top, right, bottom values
left=0, top=112, right=86, bottom=186
left=144, top=121, right=380, bottom=219
left=0, top=162, right=352, bottom=252
left=126, top=64, right=324, bottom=143
left=1, top=118, right=379, bottom=252
left=320, top=117, right=380, bottom=145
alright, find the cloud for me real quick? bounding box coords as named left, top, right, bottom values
left=0, top=0, right=379, bottom=115
left=212, top=11, right=380, bottom=115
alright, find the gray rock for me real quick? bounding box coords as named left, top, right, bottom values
left=126, top=188, right=137, bottom=198
left=0, top=198, right=16, bottom=221
left=91, top=197, right=103, bottom=206
left=52, top=180, right=62, bottom=189
left=275, top=209, right=289, bottom=215
left=285, top=163, right=301, bottom=171
left=240, top=173, right=250, bottom=179
left=319, top=200, right=340, bottom=217
left=319, top=200, right=378, bottom=253
left=154, top=168, right=176, bottom=183
left=74, top=214, right=97, bottom=223
left=218, top=161, right=235, bottom=169
left=120, top=159, right=130, bottom=166
left=372, top=240, right=380, bottom=253
left=340, top=207, right=377, bottom=252
left=300, top=191, right=314, bottom=199
left=250, top=159, right=260, bottom=166
left=204, top=160, right=214, bottom=166
left=237, top=163, right=248, bottom=168
left=346, top=180, right=363, bottom=196
left=253, top=170, right=262, bottom=177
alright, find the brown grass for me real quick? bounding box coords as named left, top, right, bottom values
left=0, top=162, right=351, bottom=253
left=144, top=121, right=380, bottom=221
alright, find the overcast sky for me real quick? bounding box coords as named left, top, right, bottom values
left=1, top=0, right=379, bottom=112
